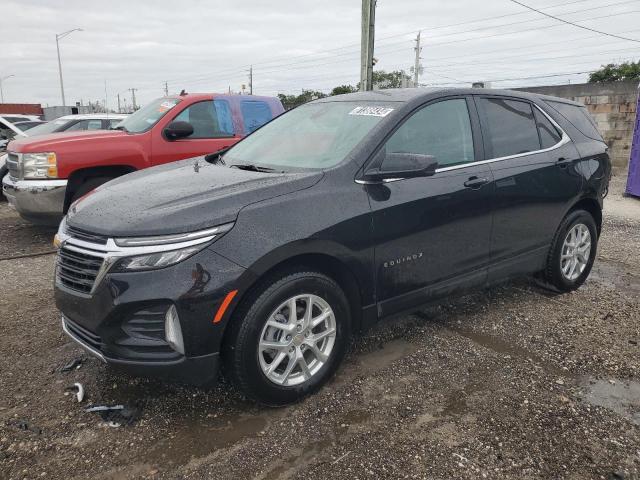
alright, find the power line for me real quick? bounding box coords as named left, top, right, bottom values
left=510, top=0, right=640, bottom=43
left=159, top=0, right=601, bottom=86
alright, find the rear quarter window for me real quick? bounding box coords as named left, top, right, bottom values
left=545, top=100, right=603, bottom=142
left=241, top=101, right=273, bottom=135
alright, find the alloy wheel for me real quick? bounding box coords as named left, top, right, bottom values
left=560, top=223, right=591, bottom=281
left=258, top=294, right=336, bottom=386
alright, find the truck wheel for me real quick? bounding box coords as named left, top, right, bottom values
left=542, top=209, right=598, bottom=292
left=67, top=177, right=112, bottom=211
left=224, top=270, right=350, bottom=406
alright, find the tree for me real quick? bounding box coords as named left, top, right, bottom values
left=278, top=90, right=327, bottom=110
left=356, top=70, right=412, bottom=90
left=589, top=61, right=640, bottom=83
left=330, top=85, right=357, bottom=96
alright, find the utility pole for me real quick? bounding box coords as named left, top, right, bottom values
left=164, top=81, right=169, bottom=96
left=360, top=0, right=376, bottom=91
left=248, top=66, right=253, bottom=95
left=129, top=88, right=138, bottom=111
left=117, top=93, right=121, bottom=113
left=55, top=28, right=83, bottom=106
left=413, top=31, right=422, bottom=87
left=0, top=74, right=15, bottom=103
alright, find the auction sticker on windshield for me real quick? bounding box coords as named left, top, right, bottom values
left=349, top=106, right=394, bottom=117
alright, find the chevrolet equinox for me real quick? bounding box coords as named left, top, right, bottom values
left=54, top=88, right=610, bottom=405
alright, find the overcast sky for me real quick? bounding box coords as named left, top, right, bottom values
left=2, top=0, right=639, bottom=109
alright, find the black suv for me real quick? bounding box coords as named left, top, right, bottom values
left=54, top=88, right=610, bottom=405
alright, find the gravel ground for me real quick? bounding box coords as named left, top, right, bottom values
left=0, top=177, right=639, bottom=480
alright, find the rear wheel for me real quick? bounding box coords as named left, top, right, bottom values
left=542, top=209, right=598, bottom=292
left=224, top=270, right=350, bottom=405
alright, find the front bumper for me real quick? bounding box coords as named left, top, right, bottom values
left=62, top=316, right=220, bottom=386
left=55, top=245, right=249, bottom=386
left=2, top=176, right=67, bottom=224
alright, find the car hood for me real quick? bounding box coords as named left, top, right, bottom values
left=8, top=129, right=126, bottom=153
left=66, top=158, right=324, bottom=237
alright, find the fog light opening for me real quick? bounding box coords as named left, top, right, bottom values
left=165, top=305, right=185, bottom=355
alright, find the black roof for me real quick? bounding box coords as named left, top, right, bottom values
left=317, top=87, right=583, bottom=107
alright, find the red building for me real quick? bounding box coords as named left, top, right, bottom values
left=0, top=103, right=44, bottom=116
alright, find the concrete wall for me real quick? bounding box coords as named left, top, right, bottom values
left=517, top=81, right=638, bottom=174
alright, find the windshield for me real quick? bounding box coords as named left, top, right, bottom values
left=25, top=118, right=70, bottom=136
left=223, top=101, right=396, bottom=170
left=116, top=97, right=181, bottom=133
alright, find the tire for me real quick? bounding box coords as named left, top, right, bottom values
left=0, top=165, right=8, bottom=201
left=223, top=270, right=351, bottom=406
left=542, top=209, right=598, bottom=292
left=66, top=176, right=112, bottom=212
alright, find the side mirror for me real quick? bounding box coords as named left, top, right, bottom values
left=363, top=153, right=438, bottom=182
left=163, top=121, right=194, bottom=140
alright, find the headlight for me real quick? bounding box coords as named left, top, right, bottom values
left=111, top=245, right=203, bottom=272
left=23, top=152, right=57, bottom=179
left=109, top=222, right=234, bottom=272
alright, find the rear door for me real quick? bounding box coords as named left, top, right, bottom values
left=367, top=96, right=495, bottom=316
left=150, top=99, right=238, bottom=166
left=475, top=95, right=582, bottom=281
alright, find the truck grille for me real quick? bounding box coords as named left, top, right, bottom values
left=56, top=247, right=104, bottom=294
left=6, top=153, right=21, bottom=180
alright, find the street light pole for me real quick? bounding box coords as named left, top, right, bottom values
left=0, top=75, right=15, bottom=103
left=55, top=28, right=83, bottom=106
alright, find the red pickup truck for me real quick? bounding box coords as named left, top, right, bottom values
left=2, top=93, right=284, bottom=224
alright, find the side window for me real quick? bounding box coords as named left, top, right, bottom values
left=479, top=98, right=541, bottom=158
left=87, top=120, right=103, bottom=130
left=383, top=98, right=475, bottom=169
left=545, top=100, right=603, bottom=142
left=65, top=120, right=91, bottom=131
left=241, top=101, right=273, bottom=135
left=173, top=100, right=234, bottom=139
left=107, top=119, right=123, bottom=129
left=534, top=108, right=562, bottom=149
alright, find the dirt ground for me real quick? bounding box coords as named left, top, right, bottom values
left=0, top=175, right=639, bottom=480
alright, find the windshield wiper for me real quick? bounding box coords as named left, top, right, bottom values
left=111, top=125, right=128, bottom=132
left=230, top=164, right=276, bottom=173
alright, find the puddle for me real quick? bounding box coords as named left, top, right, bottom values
left=589, top=260, right=640, bottom=295
left=582, top=378, right=640, bottom=426
left=452, top=328, right=566, bottom=376
left=261, top=438, right=332, bottom=480
left=145, top=412, right=270, bottom=468
left=355, top=338, right=419, bottom=374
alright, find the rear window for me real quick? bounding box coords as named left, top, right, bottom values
left=241, top=101, right=273, bottom=134
left=478, top=98, right=541, bottom=158
left=545, top=101, right=603, bottom=142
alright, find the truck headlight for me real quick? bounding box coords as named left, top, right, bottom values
left=23, top=152, right=57, bottom=179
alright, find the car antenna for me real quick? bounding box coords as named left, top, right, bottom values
left=179, top=89, right=187, bottom=96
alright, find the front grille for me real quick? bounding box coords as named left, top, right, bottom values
left=64, top=317, right=104, bottom=352
left=6, top=153, right=20, bottom=180
left=66, top=226, right=108, bottom=245
left=56, top=247, right=104, bottom=294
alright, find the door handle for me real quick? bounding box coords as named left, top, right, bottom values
left=464, top=176, right=489, bottom=189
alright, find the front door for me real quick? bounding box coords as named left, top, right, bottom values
left=366, top=97, right=495, bottom=317
left=151, top=99, right=239, bottom=166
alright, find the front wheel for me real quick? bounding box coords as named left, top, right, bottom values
left=542, top=209, right=598, bottom=292
left=224, top=270, right=350, bottom=405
